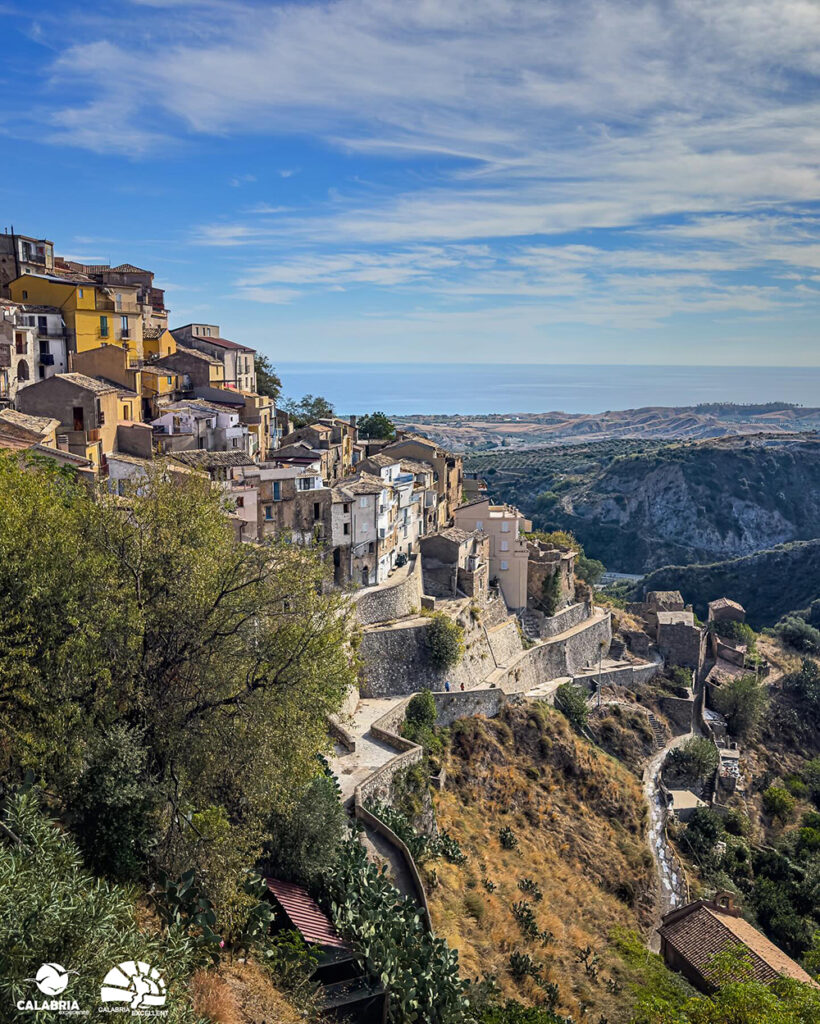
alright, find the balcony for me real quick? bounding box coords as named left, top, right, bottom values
left=39, top=353, right=55, bottom=366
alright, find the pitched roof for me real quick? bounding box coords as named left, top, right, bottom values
left=143, top=325, right=165, bottom=340
left=400, top=458, right=434, bottom=475
left=265, top=878, right=350, bottom=950
left=659, top=900, right=818, bottom=989
left=54, top=372, right=117, bottom=395
left=362, top=452, right=401, bottom=467
left=438, top=527, right=473, bottom=544
left=709, top=597, right=745, bottom=613
left=109, top=263, right=151, bottom=274
left=334, top=472, right=385, bottom=497
left=169, top=450, right=255, bottom=470
left=0, top=408, right=60, bottom=436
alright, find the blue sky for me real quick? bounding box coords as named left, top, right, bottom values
left=4, top=0, right=820, bottom=367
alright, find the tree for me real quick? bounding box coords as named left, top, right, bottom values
left=283, top=394, right=334, bottom=428
left=424, top=614, right=465, bottom=670
left=775, top=616, right=820, bottom=654
left=665, top=737, right=719, bottom=784
left=711, top=674, right=767, bottom=737
left=539, top=568, right=562, bottom=617
left=554, top=683, right=589, bottom=731
left=358, top=411, right=396, bottom=440
left=762, top=786, right=796, bottom=823
left=683, top=807, right=725, bottom=858
left=254, top=354, right=282, bottom=403
left=0, top=458, right=357, bottom=922
left=264, top=774, right=348, bottom=886
left=785, top=658, right=820, bottom=716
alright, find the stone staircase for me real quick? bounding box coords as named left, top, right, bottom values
left=519, top=609, right=542, bottom=641
left=646, top=710, right=666, bottom=750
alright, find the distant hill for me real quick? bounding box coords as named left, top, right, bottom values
left=633, top=539, right=820, bottom=628
left=472, top=434, right=820, bottom=576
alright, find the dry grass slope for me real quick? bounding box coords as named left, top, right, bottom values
left=428, top=703, right=656, bottom=1022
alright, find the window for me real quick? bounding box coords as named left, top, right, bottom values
left=15, top=333, right=25, bottom=355
left=121, top=315, right=129, bottom=338
left=313, top=502, right=321, bottom=520
left=344, top=502, right=351, bottom=514
left=116, top=293, right=122, bottom=308
left=73, top=406, right=84, bottom=431
left=272, top=481, right=281, bottom=501
left=37, top=316, right=47, bottom=333
left=343, top=522, right=350, bottom=535
left=236, top=496, right=244, bottom=508
left=501, top=522, right=510, bottom=533
left=231, top=438, right=238, bottom=448
left=100, top=315, right=109, bottom=338
left=475, top=520, right=483, bottom=530
left=16, top=361, right=29, bottom=381
left=38, top=365, right=45, bottom=379
left=206, top=327, right=211, bottom=336
left=39, top=340, right=49, bottom=356
left=77, top=288, right=83, bottom=298
left=500, top=560, right=509, bottom=571
left=167, top=376, right=173, bottom=385
left=122, top=404, right=131, bottom=420
left=264, top=505, right=273, bottom=520
left=500, top=540, right=509, bottom=552
left=21, top=290, right=28, bottom=299
left=360, top=496, right=368, bottom=508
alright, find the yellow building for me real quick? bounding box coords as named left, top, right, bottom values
left=9, top=272, right=144, bottom=361
left=143, top=325, right=177, bottom=360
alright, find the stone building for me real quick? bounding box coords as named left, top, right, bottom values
left=655, top=610, right=703, bottom=669
left=454, top=498, right=532, bottom=610
left=330, top=472, right=394, bottom=587
left=526, top=538, right=576, bottom=612
left=379, top=434, right=463, bottom=526
left=151, top=399, right=249, bottom=455
left=229, top=458, right=329, bottom=546
left=659, top=894, right=818, bottom=994
left=0, top=231, right=55, bottom=292
left=707, top=597, right=746, bottom=626
left=0, top=301, right=37, bottom=405
left=419, top=528, right=489, bottom=599
left=279, top=418, right=355, bottom=484
left=170, top=323, right=256, bottom=392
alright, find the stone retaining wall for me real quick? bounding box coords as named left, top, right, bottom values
left=538, top=601, right=590, bottom=639
left=354, top=555, right=423, bottom=626
left=498, top=613, right=613, bottom=694
left=658, top=695, right=696, bottom=735
left=432, top=688, right=507, bottom=726
left=485, top=619, right=523, bottom=666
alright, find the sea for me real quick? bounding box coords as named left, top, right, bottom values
left=275, top=363, right=820, bottom=417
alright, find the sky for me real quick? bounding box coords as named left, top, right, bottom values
left=3, top=0, right=820, bottom=367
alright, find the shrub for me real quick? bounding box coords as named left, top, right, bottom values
left=508, top=951, right=541, bottom=981
left=785, top=658, right=820, bottom=717
left=539, top=569, right=562, bottom=617
left=517, top=878, right=543, bottom=902
left=554, top=683, right=589, bottom=731
left=669, top=666, right=693, bottom=689
left=683, top=807, right=725, bottom=858
left=0, top=793, right=202, bottom=1022
left=775, top=615, right=820, bottom=653
left=715, top=619, right=757, bottom=650
left=264, top=774, right=348, bottom=885
left=499, top=825, right=519, bottom=850
left=762, top=786, right=796, bottom=823
left=664, top=737, right=719, bottom=783
left=424, top=614, right=465, bottom=670
left=724, top=808, right=751, bottom=837
left=712, top=674, right=767, bottom=737
left=511, top=901, right=539, bottom=939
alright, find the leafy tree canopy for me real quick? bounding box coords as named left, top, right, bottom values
left=253, top=353, right=282, bottom=403
left=283, top=393, right=335, bottom=428
left=358, top=410, right=396, bottom=440
left=711, top=674, right=767, bottom=738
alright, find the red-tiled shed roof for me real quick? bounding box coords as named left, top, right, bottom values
left=265, top=878, right=350, bottom=950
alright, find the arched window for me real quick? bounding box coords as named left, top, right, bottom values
left=16, top=361, right=30, bottom=382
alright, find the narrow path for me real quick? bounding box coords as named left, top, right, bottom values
left=329, top=697, right=407, bottom=804
left=643, top=729, right=692, bottom=951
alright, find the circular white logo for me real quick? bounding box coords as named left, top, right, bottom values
left=33, top=963, right=71, bottom=996
left=100, top=961, right=167, bottom=1009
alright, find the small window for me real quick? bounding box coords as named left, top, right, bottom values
left=500, top=540, right=509, bottom=552
left=264, top=505, right=273, bottom=520
left=272, top=481, right=281, bottom=501
left=313, top=502, right=321, bottom=520
left=123, top=404, right=131, bottom=420
left=38, top=365, right=45, bottom=379
left=120, top=315, right=129, bottom=337
left=78, top=288, right=83, bottom=298
left=475, top=520, right=483, bottom=530
left=501, top=522, right=510, bottom=533
left=500, top=560, right=509, bottom=571
left=100, top=315, right=109, bottom=338
left=231, top=438, right=238, bottom=448
left=236, top=496, right=244, bottom=508
left=344, top=502, right=351, bottom=514
left=21, top=290, right=28, bottom=299
left=15, top=333, right=25, bottom=354
left=360, top=496, right=368, bottom=508
left=37, top=315, right=47, bottom=332
left=167, top=376, right=173, bottom=385
left=343, top=522, right=350, bottom=535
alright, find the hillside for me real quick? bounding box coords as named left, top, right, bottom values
left=398, top=404, right=820, bottom=452
left=635, top=539, right=820, bottom=628
left=427, top=702, right=681, bottom=1023
left=469, top=434, right=820, bottom=575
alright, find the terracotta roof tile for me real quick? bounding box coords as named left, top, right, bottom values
left=265, top=878, right=350, bottom=950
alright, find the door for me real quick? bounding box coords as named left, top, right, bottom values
left=73, top=406, right=84, bottom=432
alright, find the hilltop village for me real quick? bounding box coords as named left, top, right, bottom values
left=2, top=229, right=819, bottom=1024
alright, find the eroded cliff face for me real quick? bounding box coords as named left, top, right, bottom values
left=546, top=437, right=820, bottom=572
